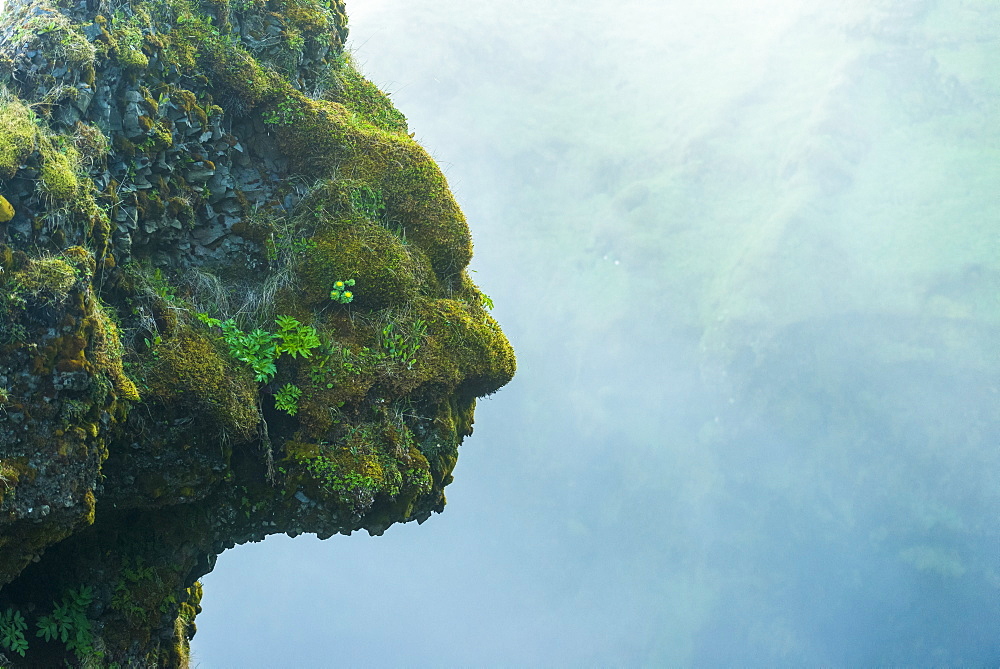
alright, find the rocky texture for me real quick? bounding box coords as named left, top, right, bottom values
left=0, top=0, right=515, bottom=664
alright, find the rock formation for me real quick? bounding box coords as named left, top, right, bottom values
left=0, top=0, right=515, bottom=663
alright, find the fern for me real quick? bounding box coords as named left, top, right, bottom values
left=0, top=607, right=28, bottom=657
left=274, top=316, right=320, bottom=359
left=274, top=383, right=303, bottom=415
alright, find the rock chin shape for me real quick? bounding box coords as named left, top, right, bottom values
left=0, top=0, right=515, bottom=664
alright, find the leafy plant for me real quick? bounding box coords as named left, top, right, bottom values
left=148, top=268, right=176, bottom=301
left=107, top=556, right=179, bottom=625
left=274, top=383, right=303, bottom=415
left=330, top=279, right=355, bottom=304
left=198, top=314, right=322, bottom=414
left=265, top=232, right=316, bottom=264
left=110, top=557, right=158, bottom=624
left=381, top=319, right=427, bottom=367
left=197, top=314, right=278, bottom=382
left=349, top=185, right=385, bottom=221
left=143, top=333, right=162, bottom=359
left=226, top=324, right=278, bottom=382
left=405, top=467, right=434, bottom=493
left=262, top=96, right=303, bottom=126
left=303, top=455, right=377, bottom=503
left=274, top=315, right=320, bottom=359
left=0, top=607, right=28, bottom=657
left=36, top=586, right=96, bottom=661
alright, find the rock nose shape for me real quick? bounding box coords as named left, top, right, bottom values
left=0, top=0, right=514, bottom=664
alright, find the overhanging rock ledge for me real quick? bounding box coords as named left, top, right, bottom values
left=0, top=0, right=515, bottom=663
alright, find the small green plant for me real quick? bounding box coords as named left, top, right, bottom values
left=303, top=456, right=377, bottom=502
left=143, top=333, right=162, bottom=359
left=274, top=383, right=303, bottom=415
left=284, top=30, right=305, bottom=52
left=110, top=557, right=158, bottom=624
left=36, top=586, right=96, bottom=661
left=147, top=268, right=177, bottom=301
left=265, top=233, right=316, bottom=263
left=158, top=594, right=177, bottom=615
left=223, top=323, right=278, bottom=382
left=0, top=607, right=28, bottom=657
left=274, top=315, right=320, bottom=359
left=197, top=314, right=278, bottom=382
left=198, top=314, right=322, bottom=415
left=262, top=96, right=303, bottom=126
left=330, top=279, right=355, bottom=304
left=405, top=467, right=434, bottom=493
left=307, top=352, right=333, bottom=385
left=349, top=185, right=385, bottom=221
left=381, top=319, right=427, bottom=367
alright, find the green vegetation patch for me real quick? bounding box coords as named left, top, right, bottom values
left=416, top=296, right=517, bottom=399
left=0, top=96, right=38, bottom=179
left=324, top=54, right=409, bottom=133
left=38, top=141, right=81, bottom=203
left=145, top=320, right=260, bottom=437
left=293, top=218, right=421, bottom=311
left=11, top=256, right=79, bottom=304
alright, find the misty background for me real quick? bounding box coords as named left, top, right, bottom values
left=193, top=0, right=1000, bottom=665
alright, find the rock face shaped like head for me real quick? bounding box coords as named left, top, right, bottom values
left=0, top=0, right=514, bottom=664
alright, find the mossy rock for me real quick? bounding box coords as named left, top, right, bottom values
left=145, top=322, right=260, bottom=439
left=0, top=0, right=513, bottom=663
left=38, top=146, right=81, bottom=202
left=291, top=218, right=422, bottom=311
left=12, top=256, right=79, bottom=303
left=0, top=195, right=13, bottom=222
left=417, top=297, right=517, bottom=399
left=0, top=97, right=37, bottom=180
left=324, top=54, right=408, bottom=133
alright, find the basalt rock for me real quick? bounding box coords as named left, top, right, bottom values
left=0, top=0, right=515, bottom=664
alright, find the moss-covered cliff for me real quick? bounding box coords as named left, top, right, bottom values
left=0, top=0, right=515, bottom=663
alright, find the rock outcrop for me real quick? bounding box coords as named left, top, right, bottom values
left=0, top=0, right=515, bottom=663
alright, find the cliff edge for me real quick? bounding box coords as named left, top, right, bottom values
left=0, top=0, right=515, bottom=663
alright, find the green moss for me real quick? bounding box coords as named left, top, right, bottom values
left=170, top=581, right=202, bottom=667
left=72, top=122, right=110, bottom=166
left=0, top=195, right=14, bottom=223
left=0, top=458, right=30, bottom=507
left=291, top=217, right=420, bottom=311
left=267, top=94, right=352, bottom=173
left=0, top=97, right=38, bottom=180
left=12, top=257, right=78, bottom=303
left=92, top=301, right=141, bottom=402
left=38, top=141, right=81, bottom=202
left=273, top=0, right=336, bottom=36
left=284, top=431, right=390, bottom=505
left=378, top=145, right=473, bottom=277
left=415, top=295, right=516, bottom=398
left=112, top=24, right=150, bottom=69
left=194, top=21, right=276, bottom=112
left=264, top=98, right=472, bottom=276
left=324, top=54, right=408, bottom=134
left=146, top=320, right=260, bottom=439
left=168, top=87, right=210, bottom=126
left=26, top=9, right=97, bottom=68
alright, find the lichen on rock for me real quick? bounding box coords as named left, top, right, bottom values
left=0, top=0, right=514, bottom=664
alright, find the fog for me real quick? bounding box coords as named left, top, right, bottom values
left=193, top=0, right=1000, bottom=665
